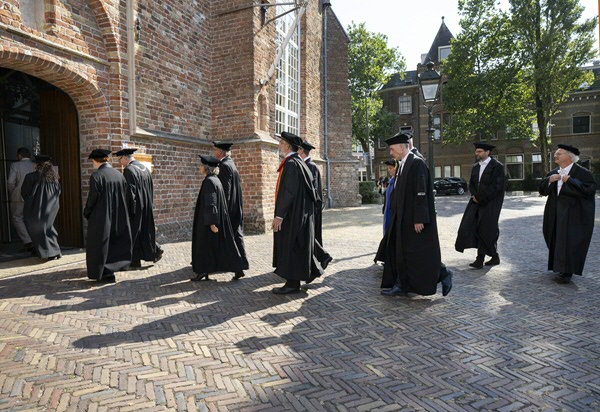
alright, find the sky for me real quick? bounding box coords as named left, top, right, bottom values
left=331, top=0, right=600, bottom=69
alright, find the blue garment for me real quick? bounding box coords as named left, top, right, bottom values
left=383, top=176, right=395, bottom=234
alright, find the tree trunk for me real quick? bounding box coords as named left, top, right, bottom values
left=536, top=107, right=551, bottom=175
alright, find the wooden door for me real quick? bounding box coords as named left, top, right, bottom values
left=39, top=90, right=83, bottom=247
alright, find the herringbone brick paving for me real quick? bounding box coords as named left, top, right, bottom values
left=0, top=195, right=599, bottom=411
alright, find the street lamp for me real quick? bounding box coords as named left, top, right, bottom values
left=418, top=60, right=442, bottom=172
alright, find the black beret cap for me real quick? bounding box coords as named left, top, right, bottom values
left=280, top=131, right=302, bottom=147
left=213, top=141, right=233, bottom=151
left=384, top=159, right=396, bottom=166
left=88, top=149, right=112, bottom=159
left=385, top=132, right=411, bottom=146
left=199, top=155, right=220, bottom=167
left=473, top=142, right=495, bottom=151
left=300, top=141, right=315, bottom=152
left=113, top=148, right=138, bottom=156
left=557, top=144, right=580, bottom=156
left=34, top=154, right=52, bottom=163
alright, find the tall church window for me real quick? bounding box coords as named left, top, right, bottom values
left=275, top=4, right=300, bottom=136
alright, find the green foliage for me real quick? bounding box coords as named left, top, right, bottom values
left=444, top=0, right=598, bottom=175
left=359, top=181, right=381, bottom=204
left=348, top=22, right=406, bottom=151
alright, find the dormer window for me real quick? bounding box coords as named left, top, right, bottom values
left=438, top=45, right=451, bottom=61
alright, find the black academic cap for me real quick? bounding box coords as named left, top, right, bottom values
left=213, top=141, right=233, bottom=151
left=88, top=149, right=112, bottom=159
left=280, top=131, right=302, bottom=148
left=385, top=132, right=411, bottom=146
left=384, top=159, right=396, bottom=166
left=473, top=142, right=495, bottom=151
left=199, top=154, right=220, bottom=167
left=113, top=148, right=138, bottom=156
left=34, top=154, right=52, bottom=163
left=300, top=141, right=315, bottom=152
left=557, top=144, right=580, bottom=156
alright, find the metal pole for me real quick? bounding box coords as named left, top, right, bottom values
left=428, top=105, right=434, bottom=173
left=365, top=95, right=370, bottom=180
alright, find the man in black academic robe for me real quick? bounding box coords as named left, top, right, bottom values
left=272, top=132, right=327, bottom=294
left=408, top=133, right=425, bottom=161
left=455, top=142, right=505, bottom=268
left=191, top=155, right=247, bottom=281
left=539, top=144, right=597, bottom=284
left=298, top=141, right=323, bottom=243
left=213, top=142, right=249, bottom=280
left=115, top=148, right=163, bottom=268
left=84, top=149, right=133, bottom=282
left=21, top=154, right=61, bottom=260
left=375, top=133, right=442, bottom=296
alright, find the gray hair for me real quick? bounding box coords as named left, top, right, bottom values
left=202, top=164, right=220, bottom=175
left=568, top=152, right=580, bottom=163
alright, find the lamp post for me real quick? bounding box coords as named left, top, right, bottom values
left=364, top=90, right=374, bottom=180
left=418, top=60, right=442, bottom=173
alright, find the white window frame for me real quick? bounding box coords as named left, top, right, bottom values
left=453, top=165, right=461, bottom=178
left=398, top=95, right=412, bottom=114
left=275, top=5, right=300, bottom=136
left=434, top=166, right=442, bottom=179
left=505, top=154, right=524, bottom=181
left=444, top=165, right=452, bottom=177
left=532, top=153, right=543, bottom=179
left=438, top=45, right=451, bottom=61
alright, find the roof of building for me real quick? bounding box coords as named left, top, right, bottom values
left=422, top=18, right=454, bottom=64
left=380, top=70, right=418, bottom=91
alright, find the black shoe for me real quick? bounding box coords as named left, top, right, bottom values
left=47, top=254, right=62, bottom=261
left=441, top=269, right=453, bottom=296
left=555, top=273, right=572, bottom=284
left=154, top=249, right=164, bottom=263
left=485, top=256, right=500, bottom=266
left=272, top=286, right=302, bottom=294
left=191, top=273, right=210, bottom=282
left=321, top=255, right=333, bottom=270
left=233, top=271, right=245, bottom=280
left=469, top=258, right=484, bottom=269
left=97, top=274, right=116, bottom=283
left=380, top=285, right=408, bottom=296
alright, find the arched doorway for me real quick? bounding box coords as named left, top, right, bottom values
left=0, top=68, right=83, bottom=255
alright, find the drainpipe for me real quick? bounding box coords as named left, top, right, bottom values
left=322, top=0, right=333, bottom=208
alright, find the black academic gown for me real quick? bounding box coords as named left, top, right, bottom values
left=273, top=153, right=319, bottom=281
left=375, top=153, right=441, bottom=295
left=21, top=172, right=61, bottom=258
left=217, top=156, right=249, bottom=268
left=539, top=164, right=596, bottom=276
left=455, top=158, right=505, bottom=256
left=84, top=163, right=133, bottom=279
left=191, top=174, right=247, bottom=275
left=123, top=160, right=158, bottom=262
left=304, top=156, right=323, bottom=244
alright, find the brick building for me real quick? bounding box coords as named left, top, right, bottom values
left=0, top=0, right=359, bottom=249
left=376, top=19, right=600, bottom=188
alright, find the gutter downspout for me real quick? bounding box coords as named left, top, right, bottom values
left=323, top=0, right=333, bottom=208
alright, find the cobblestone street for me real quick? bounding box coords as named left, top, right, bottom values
left=1, top=194, right=599, bottom=411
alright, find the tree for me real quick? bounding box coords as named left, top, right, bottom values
left=511, top=0, right=597, bottom=174
left=443, top=0, right=597, bottom=174
left=443, top=0, right=535, bottom=143
left=347, top=22, right=405, bottom=179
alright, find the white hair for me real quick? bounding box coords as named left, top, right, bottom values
left=568, top=152, right=580, bottom=163
left=202, top=164, right=220, bottom=175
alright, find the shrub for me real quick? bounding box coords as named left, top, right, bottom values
left=359, top=181, right=381, bottom=204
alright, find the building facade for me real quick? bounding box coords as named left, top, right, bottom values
left=377, top=19, right=600, bottom=188
left=0, top=0, right=359, bottom=248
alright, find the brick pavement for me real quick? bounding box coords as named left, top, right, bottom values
left=0, top=194, right=599, bottom=411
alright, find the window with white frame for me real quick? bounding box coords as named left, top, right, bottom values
left=433, top=114, right=441, bottom=140
left=398, top=96, right=412, bottom=114
left=377, top=136, right=386, bottom=149
left=453, top=165, right=461, bottom=178
left=532, top=153, right=543, bottom=179
left=444, top=165, right=451, bottom=177
left=275, top=4, right=300, bottom=136
left=379, top=164, right=388, bottom=179
left=438, top=45, right=451, bottom=61
left=572, top=113, right=591, bottom=134
left=505, top=154, right=524, bottom=180
left=434, top=166, right=442, bottom=179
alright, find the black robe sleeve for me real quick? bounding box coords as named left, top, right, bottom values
left=560, top=174, right=597, bottom=198
left=84, top=174, right=101, bottom=219
left=202, top=179, right=220, bottom=225
left=412, top=161, right=431, bottom=224
left=539, top=170, right=557, bottom=196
